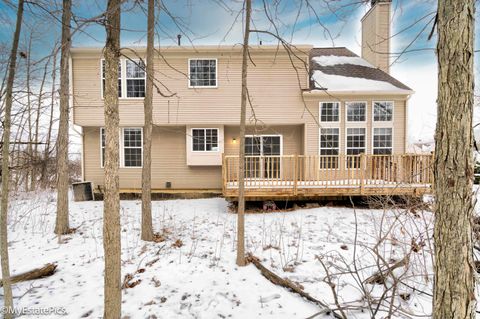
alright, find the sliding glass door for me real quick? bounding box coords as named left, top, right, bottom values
left=245, top=135, right=282, bottom=179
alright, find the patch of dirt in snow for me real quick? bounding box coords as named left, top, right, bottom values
left=4, top=192, right=438, bottom=318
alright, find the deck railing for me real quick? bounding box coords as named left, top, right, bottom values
left=222, top=154, right=434, bottom=197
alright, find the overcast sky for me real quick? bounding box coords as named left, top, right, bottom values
left=1, top=0, right=478, bottom=145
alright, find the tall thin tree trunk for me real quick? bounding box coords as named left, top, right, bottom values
left=103, top=0, right=122, bottom=317
left=1, top=0, right=25, bottom=316
left=433, top=1, right=476, bottom=318
left=236, top=0, right=251, bottom=267
left=141, top=0, right=155, bottom=242
left=43, top=48, right=57, bottom=187
left=55, top=0, right=72, bottom=235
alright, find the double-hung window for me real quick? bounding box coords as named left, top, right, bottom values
left=189, top=59, right=217, bottom=87
left=100, top=128, right=143, bottom=168
left=346, top=128, right=366, bottom=168
left=123, top=128, right=143, bottom=167
left=320, top=102, right=340, bottom=122
left=126, top=60, right=146, bottom=97
left=373, top=128, right=393, bottom=155
left=373, top=101, right=393, bottom=121
left=102, top=60, right=122, bottom=97
left=319, top=128, right=339, bottom=169
left=192, top=128, right=219, bottom=152
left=101, top=59, right=146, bottom=98
left=346, top=102, right=366, bottom=122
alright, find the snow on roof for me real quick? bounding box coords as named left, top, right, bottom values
left=312, top=55, right=373, bottom=68
left=309, top=47, right=412, bottom=92
left=311, top=70, right=410, bottom=92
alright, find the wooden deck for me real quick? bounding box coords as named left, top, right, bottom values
left=222, top=154, right=434, bottom=199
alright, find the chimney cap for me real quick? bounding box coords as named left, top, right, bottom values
left=371, top=0, right=392, bottom=5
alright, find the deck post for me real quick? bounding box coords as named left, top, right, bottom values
left=293, top=155, right=298, bottom=196
left=360, top=153, right=366, bottom=194
left=222, top=153, right=226, bottom=195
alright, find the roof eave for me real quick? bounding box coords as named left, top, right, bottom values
left=302, top=89, right=415, bottom=97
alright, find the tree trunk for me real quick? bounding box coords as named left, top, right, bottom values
left=103, top=0, right=122, bottom=317
left=433, top=1, right=476, bottom=318
left=236, top=0, right=251, bottom=267
left=55, top=0, right=72, bottom=235
left=42, top=47, right=57, bottom=187
left=1, top=0, right=25, bottom=316
left=141, top=0, right=155, bottom=242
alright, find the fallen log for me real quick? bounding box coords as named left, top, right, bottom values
left=246, top=253, right=344, bottom=319
left=0, top=263, right=57, bottom=287
left=364, top=256, right=409, bottom=285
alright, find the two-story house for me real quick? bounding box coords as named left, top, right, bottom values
left=71, top=0, right=433, bottom=199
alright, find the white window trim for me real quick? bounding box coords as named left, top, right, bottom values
left=121, top=127, right=143, bottom=168
left=191, top=128, right=220, bottom=152
left=188, top=58, right=218, bottom=89
left=345, top=127, right=367, bottom=169
left=100, top=127, right=143, bottom=168
left=125, top=59, right=147, bottom=99
left=245, top=134, right=283, bottom=156
left=372, top=101, right=394, bottom=123
left=100, top=58, right=146, bottom=100
left=318, top=127, right=340, bottom=170
left=345, top=101, right=368, bottom=123
left=319, top=102, right=341, bottom=123
left=372, top=127, right=394, bottom=155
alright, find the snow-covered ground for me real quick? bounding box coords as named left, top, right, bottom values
left=2, top=192, right=446, bottom=318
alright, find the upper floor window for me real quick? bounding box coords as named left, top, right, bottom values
left=320, top=102, right=340, bottom=122
left=126, top=60, right=146, bottom=97
left=101, top=59, right=145, bottom=98
left=189, top=59, right=217, bottom=88
left=192, top=128, right=219, bottom=151
left=102, top=60, right=122, bottom=97
left=346, top=102, right=366, bottom=122
left=373, top=101, right=393, bottom=121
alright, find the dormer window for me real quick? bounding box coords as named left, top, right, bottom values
left=189, top=59, right=217, bottom=88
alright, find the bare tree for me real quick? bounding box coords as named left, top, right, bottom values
left=103, top=0, right=122, bottom=317
left=141, top=0, right=155, bottom=242
left=55, top=0, right=72, bottom=235
left=1, top=0, right=25, bottom=316
left=433, top=0, right=476, bottom=318
left=236, top=0, right=252, bottom=267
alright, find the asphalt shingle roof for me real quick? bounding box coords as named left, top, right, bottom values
left=309, top=47, right=412, bottom=91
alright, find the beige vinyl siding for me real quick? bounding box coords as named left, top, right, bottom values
left=361, top=2, right=391, bottom=73
left=72, top=47, right=309, bottom=126
left=83, top=124, right=304, bottom=190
